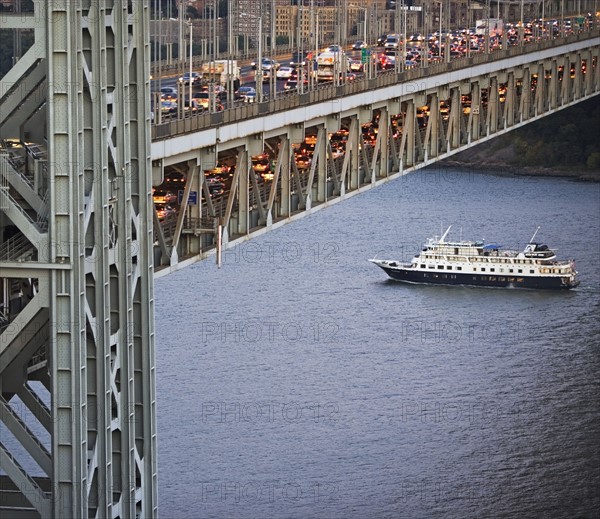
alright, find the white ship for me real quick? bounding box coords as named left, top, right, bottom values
left=369, top=226, right=579, bottom=289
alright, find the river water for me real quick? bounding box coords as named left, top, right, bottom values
left=155, top=167, right=600, bottom=518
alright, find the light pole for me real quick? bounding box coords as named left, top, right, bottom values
left=438, top=1, right=443, bottom=60
left=257, top=15, right=263, bottom=103
left=188, top=18, right=193, bottom=116
left=519, top=0, right=524, bottom=46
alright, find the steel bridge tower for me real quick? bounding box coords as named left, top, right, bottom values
left=0, top=1, right=157, bottom=518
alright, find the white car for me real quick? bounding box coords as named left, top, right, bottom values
left=384, top=35, right=400, bottom=49
left=276, top=66, right=294, bottom=80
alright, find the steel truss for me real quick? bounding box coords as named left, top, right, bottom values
left=1, top=1, right=157, bottom=518
left=152, top=40, right=599, bottom=271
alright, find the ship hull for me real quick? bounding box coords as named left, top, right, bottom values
left=376, top=266, right=579, bottom=289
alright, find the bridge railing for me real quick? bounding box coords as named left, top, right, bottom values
left=151, top=29, right=600, bottom=142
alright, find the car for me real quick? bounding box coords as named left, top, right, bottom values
left=213, top=85, right=227, bottom=100
left=200, top=84, right=227, bottom=100
left=152, top=189, right=177, bottom=205
left=290, top=51, right=308, bottom=67
left=159, top=86, right=178, bottom=98
left=295, top=155, right=311, bottom=170
left=182, top=99, right=202, bottom=114
left=283, top=78, right=307, bottom=90
left=260, top=169, right=274, bottom=181
left=352, top=40, right=366, bottom=50
left=235, top=86, right=257, bottom=102
left=378, top=53, right=396, bottom=69
left=164, top=172, right=186, bottom=188
left=178, top=71, right=201, bottom=85
left=160, top=99, right=177, bottom=115
left=377, top=34, right=388, bottom=46
left=251, top=57, right=279, bottom=72
left=252, top=155, right=270, bottom=172
left=348, top=59, right=363, bottom=72
left=276, top=66, right=294, bottom=80
left=154, top=203, right=176, bottom=221
left=206, top=179, right=224, bottom=197
left=193, top=92, right=210, bottom=109
left=384, top=35, right=400, bottom=49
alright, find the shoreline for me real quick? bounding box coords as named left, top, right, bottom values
left=437, top=159, right=600, bottom=182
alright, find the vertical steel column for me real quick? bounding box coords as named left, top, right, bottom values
left=487, top=77, right=499, bottom=134
left=349, top=117, right=361, bottom=190
left=46, top=2, right=87, bottom=515
left=316, top=127, right=328, bottom=203
left=447, top=88, right=461, bottom=149
left=560, top=55, right=571, bottom=104
left=405, top=99, right=416, bottom=167
left=48, top=1, right=156, bottom=517
left=426, top=92, right=440, bottom=158
left=534, top=63, right=546, bottom=115
left=237, top=148, right=250, bottom=235
left=377, top=107, right=390, bottom=179
left=469, top=82, right=481, bottom=143
left=520, top=68, right=531, bottom=121
left=280, top=137, right=292, bottom=218
left=583, top=50, right=593, bottom=95
left=505, top=72, right=516, bottom=127
left=549, top=60, right=559, bottom=109
left=573, top=53, right=583, bottom=100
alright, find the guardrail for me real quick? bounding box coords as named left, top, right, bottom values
left=151, top=29, right=599, bottom=142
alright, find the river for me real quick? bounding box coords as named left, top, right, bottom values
left=155, top=167, right=600, bottom=518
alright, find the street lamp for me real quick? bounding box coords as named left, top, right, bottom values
left=188, top=18, right=193, bottom=116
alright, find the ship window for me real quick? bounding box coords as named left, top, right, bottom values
left=437, top=265, right=444, bottom=269
left=420, top=264, right=426, bottom=268
left=473, top=267, right=477, bottom=271
left=517, top=277, right=524, bottom=282
left=481, top=267, right=486, bottom=272
left=509, top=269, right=513, bottom=273
left=428, top=265, right=434, bottom=269
left=446, top=265, right=452, bottom=270
left=529, top=269, right=534, bottom=274
left=508, top=277, right=515, bottom=282
left=490, top=268, right=495, bottom=272
left=499, top=277, right=506, bottom=282
left=457, top=266, right=462, bottom=271
left=518, top=269, right=522, bottom=273
left=454, top=248, right=459, bottom=254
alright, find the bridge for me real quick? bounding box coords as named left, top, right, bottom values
left=0, top=0, right=598, bottom=517
left=150, top=31, right=600, bottom=276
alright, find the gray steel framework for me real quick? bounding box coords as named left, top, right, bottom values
left=1, top=1, right=157, bottom=518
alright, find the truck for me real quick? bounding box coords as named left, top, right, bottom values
left=315, top=51, right=346, bottom=83
left=476, top=19, right=503, bottom=37
left=199, top=60, right=240, bottom=87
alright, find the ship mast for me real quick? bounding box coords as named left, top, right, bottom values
left=529, top=226, right=541, bottom=243
left=440, top=225, right=452, bottom=243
